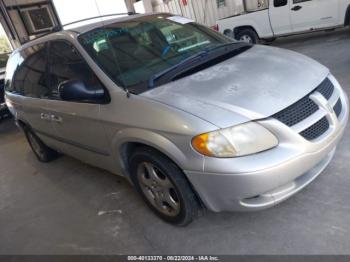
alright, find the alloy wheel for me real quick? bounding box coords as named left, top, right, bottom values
left=240, top=35, right=253, bottom=43
left=137, top=162, right=181, bottom=217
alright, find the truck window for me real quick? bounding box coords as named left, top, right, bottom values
left=274, top=0, right=288, bottom=7
left=245, top=0, right=269, bottom=12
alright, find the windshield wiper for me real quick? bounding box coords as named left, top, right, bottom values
left=148, top=50, right=210, bottom=89
left=148, top=42, right=244, bottom=89
left=203, top=41, right=240, bottom=52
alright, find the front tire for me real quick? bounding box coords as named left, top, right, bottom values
left=129, top=147, right=200, bottom=226
left=236, top=29, right=259, bottom=44
left=24, top=128, right=59, bottom=162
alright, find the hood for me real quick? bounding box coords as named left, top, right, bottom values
left=141, top=45, right=329, bottom=128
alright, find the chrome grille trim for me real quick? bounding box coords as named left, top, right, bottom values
left=292, top=109, right=327, bottom=134
left=273, top=78, right=335, bottom=128
left=273, top=77, right=342, bottom=141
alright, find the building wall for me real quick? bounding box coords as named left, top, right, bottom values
left=0, top=0, right=246, bottom=50
left=0, top=0, right=61, bottom=48
left=125, top=0, right=137, bottom=12
left=152, top=0, right=245, bottom=26
left=0, top=0, right=132, bottom=48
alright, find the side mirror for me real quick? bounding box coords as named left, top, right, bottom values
left=274, top=0, right=288, bottom=7
left=58, top=80, right=105, bottom=102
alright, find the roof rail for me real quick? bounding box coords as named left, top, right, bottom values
left=24, top=12, right=137, bottom=44
left=62, top=12, right=137, bottom=28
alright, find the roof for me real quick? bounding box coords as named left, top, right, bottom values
left=69, top=12, right=167, bottom=33
left=14, top=12, right=171, bottom=52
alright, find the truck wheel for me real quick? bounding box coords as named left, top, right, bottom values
left=236, top=29, right=259, bottom=44
left=129, top=147, right=200, bottom=226
left=24, top=128, right=59, bottom=162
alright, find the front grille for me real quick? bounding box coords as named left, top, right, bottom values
left=333, top=99, right=342, bottom=117
left=300, top=117, right=330, bottom=140
left=273, top=77, right=338, bottom=141
left=273, top=78, right=334, bottom=127
left=316, top=78, right=334, bottom=100
left=273, top=96, right=318, bottom=127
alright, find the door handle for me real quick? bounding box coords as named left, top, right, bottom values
left=40, top=113, right=51, bottom=121
left=51, top=114, right=63, bottom=123
left=291, top=5, right=302, bottom=11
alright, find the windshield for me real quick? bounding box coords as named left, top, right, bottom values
left=78, top=14, right=234, bottom=93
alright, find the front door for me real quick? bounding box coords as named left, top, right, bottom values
left=269, top=0, right=293, bottom=35
left=290, top=0, right=339, bottom=32
left=45, top=40, right=111, bottom=168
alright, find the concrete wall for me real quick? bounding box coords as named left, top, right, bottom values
left=0, top=0, right=133, bottom=48
left=0, top=0, right=247, bottom=50
left=152, top=0, right=245, bottom=26
left=125, top=0, right=137, bottom=12
left=134, top=0, right=153, bottom=13
left=0, top=0, right=60, bottom=48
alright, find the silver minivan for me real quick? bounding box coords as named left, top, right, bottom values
left=5, top=13, right=349, bottom=225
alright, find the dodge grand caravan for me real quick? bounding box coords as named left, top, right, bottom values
left=5, top=13, right=349, bottom=225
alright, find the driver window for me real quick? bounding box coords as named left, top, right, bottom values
left=47, top=40, right=102, bottom=100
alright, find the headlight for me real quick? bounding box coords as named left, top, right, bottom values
left=191, top=122, right=278, bottom=158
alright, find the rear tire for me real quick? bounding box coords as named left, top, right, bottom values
left=236, top=29, right=259, bottom=44
left=129, top=147, right=200, bottom=226
left=24, top=128, right=59, bottom=162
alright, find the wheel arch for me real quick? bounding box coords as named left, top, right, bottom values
left=112, top=128, right=189, bottom=180
left=223, top=28, right=234, bottom=38
left=233, top=25, right=259, bottom=39
left=118, top=140, right=205, bottom=208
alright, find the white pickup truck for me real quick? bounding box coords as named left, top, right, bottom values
left=216, top=0, right=350, bottom=43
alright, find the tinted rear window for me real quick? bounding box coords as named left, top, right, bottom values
left=5, top=44, right=48, bottom=98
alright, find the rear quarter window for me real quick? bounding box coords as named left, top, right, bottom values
left=5, top=44, right=48, bottom=98
left=4, top=51, right=22, bottom=93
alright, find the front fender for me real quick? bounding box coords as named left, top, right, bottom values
left=112, top=128, right=192, bottom=177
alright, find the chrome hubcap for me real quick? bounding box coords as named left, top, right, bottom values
left=28, top=133, right=44, bottom=159
left=240, top=35, right=253, bottom=43
left=137, top=162, right=180, bottom=217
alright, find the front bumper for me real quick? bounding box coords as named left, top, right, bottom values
left=185, top=79, right=349, bottom=212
